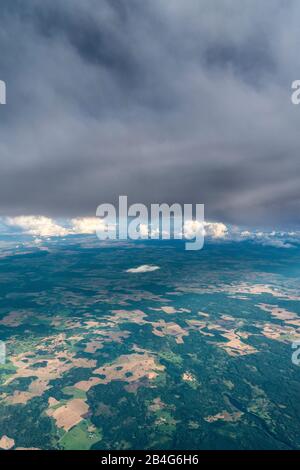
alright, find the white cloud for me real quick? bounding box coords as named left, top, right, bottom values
left=235, top=228, right=296, bottom=248
left=138, top=223, right=150, bottom=238
left=181, top=221, right=228, bottom=239
left=260, top=239, right=294, bottom=249
left=3, top=215, right=298, bottom=250
left=126, top=265, right=160, bottom=273
left=5, top=216, right=113, bottom=238
left=183, top=220, right=205, bottom=239
left=6, top=216, right=69, bottom=237
left=241, top=230, right=251, bottom=237
left=204, top=222, right=228, bottom=239
left=70, top=217, right=105, bottom=234
left=130, top=223, right=170, bottom=239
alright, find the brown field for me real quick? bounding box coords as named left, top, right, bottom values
left=3, top=344, right=96, bottom=405
left=260, top=323, right=299, bottom=342
left=204, top=411, right=243, bottom=423
left=151, top=320, right=188, bottom=344
left=74, top=377, right=101, bottom=391
left=0, top=311, right=31, bottom=327
left=182, top=372, right=196, bottom=382
left=0, top=435, right=15, bottom=450
left=187, top=318, right=258, bottom=356
left=108, top=309, right=148, bottom=325
left=46, top=398, right=89, bottom=432
left=84, top=340, right=103, bottom=353
left=148, top=397, right=166, bottom=412
left=94, top=352, right=165, bottom=385
left=258, top=303, right=298, bottom=321
left=218, top=330, right=258, bottom=357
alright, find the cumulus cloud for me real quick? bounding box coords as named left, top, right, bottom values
left=126, top=265, right=160, bottom=273
left=2, top=214, right=298, bottom=248
left=233, top=227, right=298, bottom=248
left=183, top=220, right=204, bottom=240
left=5, top=215, right=115, bottom=237
left=204, top=222, right=228, bottom=239
left=70, top=217, right=104, bottom=234
left=182, top=220, right=228, bottom=239
left=6, top=216, right=69, bottom=237
left=259, top=239, right=294, bottom=249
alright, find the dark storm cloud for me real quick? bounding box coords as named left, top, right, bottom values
left=0, top=0, right=299, bottom=227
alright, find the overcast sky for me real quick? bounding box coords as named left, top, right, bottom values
left=0, top=0, right=299, bottom=228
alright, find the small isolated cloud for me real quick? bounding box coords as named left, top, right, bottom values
left=126, top=265, right=160, bottom=274
left=6, top=216, right=69, bottom=237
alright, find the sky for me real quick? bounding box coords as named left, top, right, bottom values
left=0, top=0, right=300, bottom=228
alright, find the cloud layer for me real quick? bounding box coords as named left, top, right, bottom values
left=0, top=1, right=299, bottom=227
left=3, top=215, right=299, bottom=249
left=6, top=215, right=103, bottom=237
left=6, top=216, right=69, bottom=238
